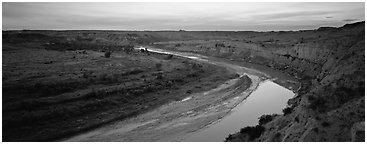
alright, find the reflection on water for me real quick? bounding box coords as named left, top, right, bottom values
left=184, top=80, right=295, bottom=142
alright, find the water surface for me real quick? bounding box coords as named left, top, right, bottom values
left=184, top=80, right=295, bottom=142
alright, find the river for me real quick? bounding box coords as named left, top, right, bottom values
left=184, top=80, right=295, bottom=141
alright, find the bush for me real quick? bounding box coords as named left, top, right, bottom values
left=215, top=43, right=225, bottom=47
left=282, top=107, right=293, bottom=116
left=104, top=51, right=111, bottom=58
left=156, top=73, right=163, bottom=80
left=334, top=86, right=356, bottom=104
left=225, top=134, right=233, bottom=142
left=258, top=114, right=274, bottom=125
left=308, top=95, right=327, bottom=112
left=164, top=54, right=173, bottom=60
left=321, top=121, right=330, bottom=127
left=240, top=125, right=265, bottom=140
left=155, top=63, right=162, bottom=70
left=294, top=116, right=299, bottom=123
left=127, top=68, right=144, bottom=75
left=123, top=45, right=134, bottom=54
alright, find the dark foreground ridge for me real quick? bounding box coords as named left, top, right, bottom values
left=2, top=21, right=365, bottom=142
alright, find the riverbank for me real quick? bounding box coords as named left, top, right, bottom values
left=184, top=80, right=295, bottom=142
left=65, top=47, right=261, bottom=141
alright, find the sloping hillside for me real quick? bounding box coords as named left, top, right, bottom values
left=222, top=22, right=365, bottom=142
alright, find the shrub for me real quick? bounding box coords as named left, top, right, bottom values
left=127, top=68, right=144, bottom=75
left=123, top=45, right=134, bottom=54
left=215, top=43, right=225, bottom=47
left=82, top=71, right=93, bottom=78
left=164, top=54, right=173, bottom=60
left=240, top=125, right=265, bottom=140
left=155, top=63, right=162, bottom=70
left=271, top=132, right=282, bottom=141
left=334, top=86, right=356, bottom=104
left=294, top=116, right=299, bottom=123
left=258, top=114, right=274, bottom=125
left=99, top=73, right=108, bottom=81
left=156, top=73, right=163, bottom=80
left=312, top=127, right=319, bottom=133
left=104, top=51, right=111, bottom=58
left=321, top=121, right=330, bottom=127
left=308, top=95, right=327, bottom=112
left=282, top=107, right=293, bottom=116
left=225, top=134, right=233, bottom=142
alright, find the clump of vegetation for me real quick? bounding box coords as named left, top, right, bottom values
left=239, top=125, right=265, bottom=140
left=307, top=95, right=327, bottom=112
left=104, top=51, right=111, bottom=58
left=123, top=45, right=134, bottom=54
left=258, top=114, right=276, bottom=125
left=312, top=127, right=319, bottom=133
left=294, top=116, right=299, bottom=123
left=282, top=107, right=293, bottom=116
left=164, top=54, right=173, bottom=60
left=215, top=43, right=225, bottom=47
left=225, top=134, right=234, bottom=142
left=156, top=72, right=164, bottom=80
left=270, top=132, right=282, bottom=141
left=321, top=121, right=330, bottom=127
left=155, top=63, right=162, bottom=70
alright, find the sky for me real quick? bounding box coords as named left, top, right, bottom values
left=2, top=2, right=365, bottom=31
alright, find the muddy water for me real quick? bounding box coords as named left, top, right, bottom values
left=184, top=80, right=295, bottom=142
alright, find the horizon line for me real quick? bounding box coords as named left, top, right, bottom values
left=3, top=20, right=364, bottom=32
